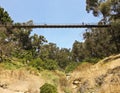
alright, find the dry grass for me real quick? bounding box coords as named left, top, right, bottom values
left=40, top=70, right=67, bottom=93
left=68, top=54, right=120, bottom=93
left=0, top=68, right=45, bottom=93
left=0, top=54, right=120, bottom=93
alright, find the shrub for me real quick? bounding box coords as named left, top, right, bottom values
left=29, top=58, right=58, bottom=71
left=65, top=62, right=79, bottom=73
left=29, top=58, right=44, bottom=70
left=83, top=57, right=100, bottom=63
left=2, top=61, right=24, bottom=70
left=44, top=59, right=58, bottom=70
left=40, top=83, right=58, bottom=93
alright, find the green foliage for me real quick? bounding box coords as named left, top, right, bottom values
left=83, top=57, right=100, bottom=64
left=99, top=1, right=111, bottom=17
left=56, top=48, right=71, bottom=69
left=65, top=62, right=79, bottom=73
left=83, top=28, right=114, bottom=58
left=1, top=58, right=24, bottom=70
left=110, top=20, right=120, bottom=52
left=19, top=29, right=32, bottom=50
left=44, top=59, right=58, bottom=70
left=3, top=62, right=22, bottom=70
left=41, top=70, right=60, bottom=86
left=64, top=88, right=71, bottom=93
left=86, top=0, right=99, bottom=16
left=29, top=58, right=44, bottom=70
left=72, top=40, right=86, bottom=62
left=29, top=58, right=58, bottom=71
left=40, top=83, right=58, bottom=93
left=12, top=49, right=33, bottom=62
left=0, top=31, right=6, bottom=40
left=39, top=43, right=59, bottom=61
left=86, top=0, right=120, bottom=20
left=0, top=7, right=13, bottom=24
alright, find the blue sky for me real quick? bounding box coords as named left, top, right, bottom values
left=0, top=0, right=101, bottom=48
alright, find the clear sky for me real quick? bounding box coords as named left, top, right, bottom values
left=0, top=0, right=101, bottom=49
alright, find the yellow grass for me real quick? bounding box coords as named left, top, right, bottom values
left=68, top=54, right=120, bottom=93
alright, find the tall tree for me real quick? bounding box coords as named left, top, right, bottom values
left=56, top=48, right=71, bottom=69
left=0, top=7, right=13, bottom=24
left=86, top=0, right=120, bottom=54
left=39, top=43, right=59, bottom=61
left=72, top=40, right=86, bottom=62
left=31, top=34, right=47, bottom=57
left=0, top=7, right=13, bottom=56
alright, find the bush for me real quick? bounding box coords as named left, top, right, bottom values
left=2, top=60, right=24, bottom=70
left=40, top=83, right=58, bottom=93
left=29, top=58, right=44, bottom=70
left=83, top=57, right=100, bottom=63
left=65, top=62, right=79, bottom=73
left=12, top=50, right=33, bottom=62
left=44, top=59, right=58, bottom=70
left=29, top=58, right=58, bottom=71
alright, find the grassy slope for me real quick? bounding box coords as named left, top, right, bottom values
left=0, top=54, right=120, bottom=93
left=68, top=54, right=120, bottom=93
left=0, top=57, right=66, bottom=93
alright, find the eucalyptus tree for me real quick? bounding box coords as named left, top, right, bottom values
left=56, top=48, right=72, bottom=69
left=0, top=7, right=13, bottom=24
left=31, top=34, right=47, bottom=57
left=0, top=7, right=13, bottom=56
left=72, top=40, right=86, bottom=62
left=86, top=0, right=120, bottom=55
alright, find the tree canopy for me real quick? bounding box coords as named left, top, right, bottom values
left=0, top=1, right=120, bottom=72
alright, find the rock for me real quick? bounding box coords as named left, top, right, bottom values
left=95, top=74, right=106, bottom=86
left=107, top=66, right=120, bottom=75
left=0, top=82, right=8, bottom=89
left=72, top=78, right=82, bottom=86
left=79, top=80, right=89, bottom=93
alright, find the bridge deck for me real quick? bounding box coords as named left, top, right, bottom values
left=0, top=24, right=111, bottom=28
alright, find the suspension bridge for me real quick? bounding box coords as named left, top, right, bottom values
left=0, top=23, right=111, bottom=28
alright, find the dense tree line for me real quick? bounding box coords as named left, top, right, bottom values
left=0, top=0, right=120, bottom=71
left=72, top=0, right=120, bottom=62
left=0, top=6, right=72, bottom=70
left=70, top=0, right=120, bottom=63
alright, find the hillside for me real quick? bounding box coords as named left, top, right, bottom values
left=68, top=54, right=120, bottom=93
left=0, top=68, right=44, bottom=93
left=0, top=65, right=66, bottom=93
left=0, top=54, right=120, bottom=93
